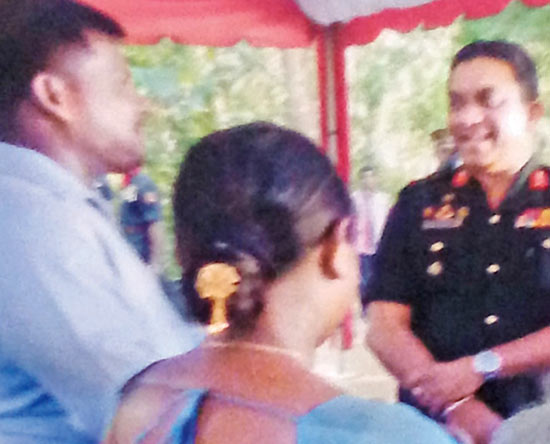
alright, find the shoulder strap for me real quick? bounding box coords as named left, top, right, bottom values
left=137, top=388, right=207, bottom=444
left=137, top=388, right=300, bottom=444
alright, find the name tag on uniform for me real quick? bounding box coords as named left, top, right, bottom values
left=422, top=205, right=469, bottom=230
left=515, top=208, right=550, bottom=229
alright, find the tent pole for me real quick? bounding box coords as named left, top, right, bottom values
left=317, top=25, right=354, bottom=354
left=333, top=23, right=350, bottom=184
left=317, top=25, right=350, bottom=181
left=317, top=26, right=338, bottom=160
left=316, top=27, right=329, bottom=154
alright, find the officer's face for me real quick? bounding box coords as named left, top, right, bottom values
left=448, top=57, right=540, bottom=173
left=56, top=31, right=147, bottom=175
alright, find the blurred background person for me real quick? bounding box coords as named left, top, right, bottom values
left=103, top=122, right=455, bottom=444
left=120, top=167, right=165, bottom=274
left=352, top=166, right=391, bottom=309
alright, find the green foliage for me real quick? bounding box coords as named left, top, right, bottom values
left=124, top=40, right=316, bottom=277
left=124, top=1, right=550, bottom=276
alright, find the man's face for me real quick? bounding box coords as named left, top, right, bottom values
left=448, top=57, right=538, bottom=173
left=360, top=170, right=376, bottom=191
left=56, top=31, right=146, bottom=174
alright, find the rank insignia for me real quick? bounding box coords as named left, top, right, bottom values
left=515, top=208, right=550, bottom=228
left=452, top=170, right=469, bottom=188
left=423, top=207, right=435, bottom=218
left=529, top=169, right=549, bottom=191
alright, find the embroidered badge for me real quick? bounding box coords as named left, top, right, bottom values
left=529, top=169, right=549, bottom=191
left=452, top=170, right=469, bottom=188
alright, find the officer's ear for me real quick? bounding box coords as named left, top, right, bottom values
left=528, top=101, right=544, bottom=126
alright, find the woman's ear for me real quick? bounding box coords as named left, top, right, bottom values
left=318, top=218, right=353, bottom=280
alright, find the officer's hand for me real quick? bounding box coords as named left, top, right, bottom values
left=401, top=360, right=433, bottom=391
left=445, top=397, right=502, bottom=444
left=411, top=357, right=483, bottom=413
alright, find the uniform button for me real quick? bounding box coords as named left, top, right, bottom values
left=489, top=214, right=501, bottom=225
left=486, top=264, right=500, bottom=274
left=484, top=315, right=499, bottom=325
left=542, top=238, right=550, bottom=249
left=427, top=261, right=443, bottom=276
left=430, top=241, right=444, bottom=252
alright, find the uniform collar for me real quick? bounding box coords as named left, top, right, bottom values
left=451, top=156, right=547, bottom=210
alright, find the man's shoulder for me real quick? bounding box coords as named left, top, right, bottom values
left=132, top=172, right=158, bottom=190
left=399, top=167, right=457, bottom=199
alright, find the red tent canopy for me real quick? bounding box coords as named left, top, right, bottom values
left=81, top=0, right=550, bottom=47
left=81, top=0, right=315, bottom=47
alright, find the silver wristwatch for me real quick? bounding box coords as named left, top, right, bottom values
left=473, top=350, right=502, bottom=380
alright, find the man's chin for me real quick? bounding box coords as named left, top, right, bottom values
left=111, top=157, right=144, bottom=174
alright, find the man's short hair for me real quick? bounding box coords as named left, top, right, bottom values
left=0, top=0, right=124, bottom=137
left=451, top=40, right=538, bottom=102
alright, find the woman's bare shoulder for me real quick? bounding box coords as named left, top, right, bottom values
left=104, top=356, right=197, bottom=444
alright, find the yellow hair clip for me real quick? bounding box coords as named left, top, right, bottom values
left=195, top=263, right=240, bottom=334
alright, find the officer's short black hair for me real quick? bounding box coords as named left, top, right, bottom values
left=0, top=0, right=124, bottom=139
left=451, top=40, right=538, bottom=102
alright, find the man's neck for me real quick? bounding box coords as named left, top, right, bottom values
left=468, top=141, right=533, bottom=209
left=15, top=131, right=96, bottom=187
left=475, top=170, right=518, bottom=210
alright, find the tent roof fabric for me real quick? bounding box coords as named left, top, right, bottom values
left=340, top=0, right=550, bottom=46
left=81, top=0, right=550, bottom=47
left=80, top=0, right=315, bottom=47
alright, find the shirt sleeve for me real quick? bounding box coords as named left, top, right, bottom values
left=0, top=195, right=201, bottom=440
left=366, top=186, right=421, bottom=306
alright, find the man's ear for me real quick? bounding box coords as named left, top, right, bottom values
left=318, top=218, right=352, bottom=280
left=29, top=71, right=75, bottom=122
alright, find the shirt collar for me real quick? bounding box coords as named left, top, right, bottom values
left=0, top=141, right=98, bottom=204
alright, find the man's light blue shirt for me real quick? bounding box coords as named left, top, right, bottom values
left=0, top=143, right=202, bottom=443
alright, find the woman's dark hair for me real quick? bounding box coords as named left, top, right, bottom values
left=451, top=40, right=538, bottom=102
left=174, top=122, right=352, bottom=336
left=0, top=0, right=124, bottom=140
